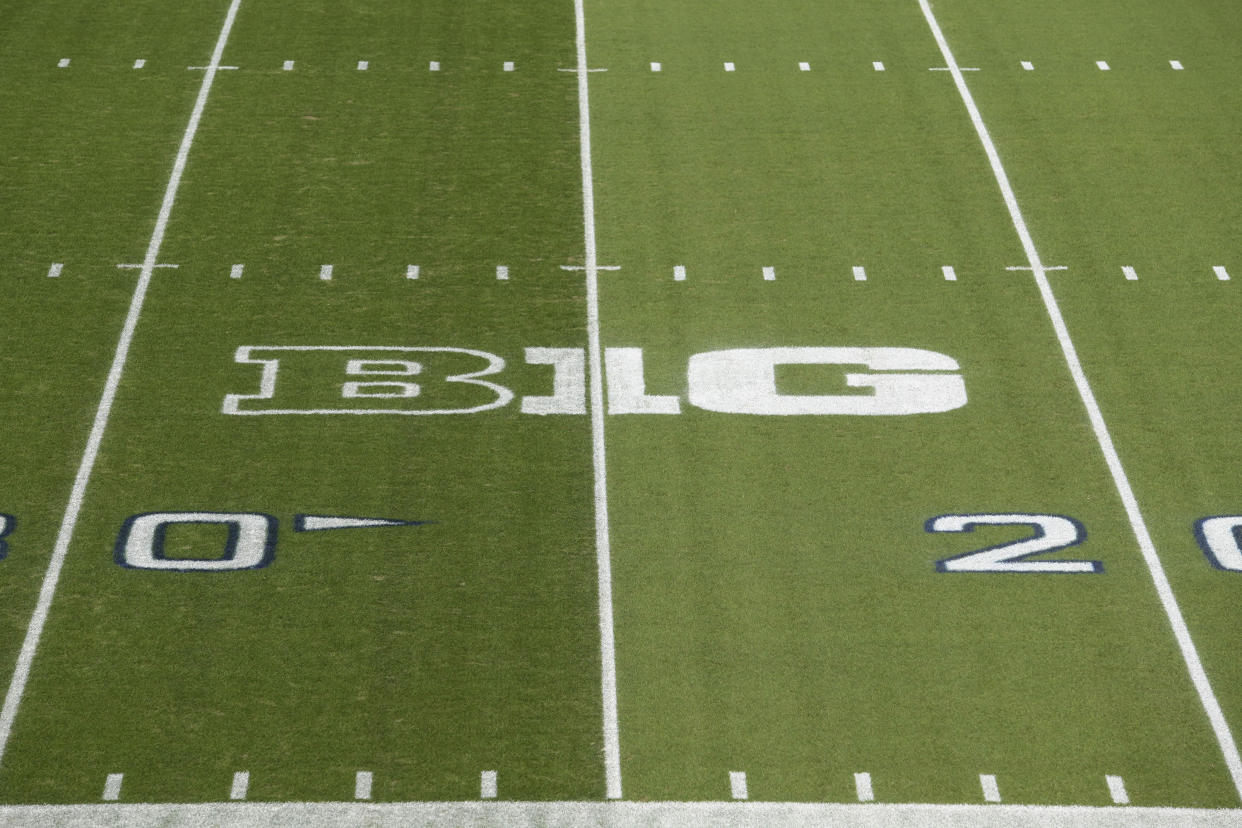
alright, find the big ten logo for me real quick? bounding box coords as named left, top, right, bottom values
left=222, top=346, right=967, bottom=417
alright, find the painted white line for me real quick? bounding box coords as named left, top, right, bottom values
left=355, top=771, right=372, bottom=801
left=1122, top=266, right=1137, bottom=281
left=57, top=58, right=70, bottom=68
left=762, top=266, right=775, bottom=281
left=673, top=265, right=686, bottom=281
left=357, top=60, right=369, bottom=70
left=230, top=772, right=249, bottom=801
left=853, top=265, right=867, bottom=281
left=1021, top=61, right=1034, bottom=71
left=650, top=62, right=661, bottom=72
left=7, top=801, right=1242, bottom=825
left=0, top=0, right=244, bottom=773
left=496, top=265, right=509, bottom=281
left=47, top=263, right=63, bottom=279
left=730, top=772, right=749, bottom=801
left=1170, top=60, right=1184, bottom=70
left=980, top=775, right=1001, bottom=803
left=503, top=61, right=515, bottom=72
left=1107, top=775, right=1130, bottom=805
left=133, top=59, right=146, bottom=69
left=855, top=772, right=875, bottom=802
left=406, top=265, right=420, bottom=280
left=429, top=61, right=440, bottom=71
left=480, top=771, right=498, bottom=799
left=799, top=62, right=810, bottom=71
left=117, top=262, right=177, bottom=272
left=319, top=264, right=333, bottom=281
left=1097, top=60, right=1110, bottom=71
left=1214, top=266, right=1230, bottom=281
left=942, top=265, right=957, bottom=281
left=282, top=60, right=294, bottom=71
left=918, top=0, right=1242, bottom=802
left=932, top=66, right=979, bottom=71
left=573, top=0, right=622, bottom=799
left=101, top=774, right=123, bottom=802
left=230, top=264, right=244, bottom=280
left=873, top=61, right=885, bottom=71
left=724, top=62, right=735, bottom=72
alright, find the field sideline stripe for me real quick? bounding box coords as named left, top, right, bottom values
left=915, top=0, right=1242, bottom=802
left=0, top=801, right=1239, bottom=827
left=0, top=0, right=245, bottom=769
left=572, top=0, right=623, bottom=800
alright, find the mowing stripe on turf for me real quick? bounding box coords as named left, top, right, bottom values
left=916, top=0, right=1242, bottom=802
left=572, top=0, right=622, bottom=800
left=0, top=0, right=244, bottom=771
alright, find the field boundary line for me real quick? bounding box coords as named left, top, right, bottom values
left=571, top=0, right=623, bottom=800
left=914, top=0, right=1242, bottom=801
left=0, top=0, right=245, bottom=770
left=1, top=801, right=1240, bottom=827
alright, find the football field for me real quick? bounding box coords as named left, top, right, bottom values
left=0, top=0, right=1240, bottom=824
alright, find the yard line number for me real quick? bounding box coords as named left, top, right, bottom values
left=928, top=513, right=1099, bottom=573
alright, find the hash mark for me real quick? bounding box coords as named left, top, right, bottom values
left=1106, top=774, right=1129, bottom=805
left=503, top=61, right=515, bottom=72
left=406, top=265, right=420, bottom=280
left=230, top=771, right=249, bottom=801
left=58, top=58, right=70, bottom=68
left=357, top=60, right=369, bottom=71
left=942, top=265, right=957, bottom=281
left=980, top=774, right=1001, bottom=803
left=355, top=771, right=373, bottom=800
left=1122, top=266, right=1137, bottom=281
left=650, top=62, right=662, bottom=72
left=1096, top=60, right=1110, bottom=71
left=496, top=265, right=509, bottom=281
left=102, top=773, right=123, bottom=801
left=133, top=59, right=146, bottom=69
left=47, top=263, right=63, bottom=279
left=1021, top=61, right=1034, bottom=71
left=853, top=265, right=867, bottom=282
left=319, top=264, right=333, bottom=281
left=1170, top=60, right=1184, bottom=70
left=1215, top=266, right=1231, bottom=281
left=430, top=61, right=440, bottom=71
left=724, top=62, right=735, bottom=72
left=673, top=265, right=686, bottom=282
left=480, top=771, right=498, bottom=799
left=799, top=62, right=810, bottom=71
left=854, top=772, right=874, bottom=802
left=762, top=266, right=775, bottom=281
left=283, top=60, right=294, bottom=71
left=230, top=264, right=244, bottom=280
left=729, top=771, right=748, bottom=800
left=873, top=61, right=885, bottom=71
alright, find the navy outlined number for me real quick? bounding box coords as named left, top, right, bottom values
left=1195, top=516, right=1242, bottom=572
left=928, top=513, right=1101, bottom=573
left=0, top=513, right=14, bottom=560
left=115, top=512, right=276, bottom=572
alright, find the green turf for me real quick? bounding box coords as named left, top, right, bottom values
left=0, top=0, right=1240, bottom=810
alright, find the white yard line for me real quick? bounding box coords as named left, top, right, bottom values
left=0, top=0, right=244, bottom=770
left=1, top=801, right=1240, bottom=827
left=572, top=0, right=623, bottom=800
left=916, top=0, right=1242, bottom=802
